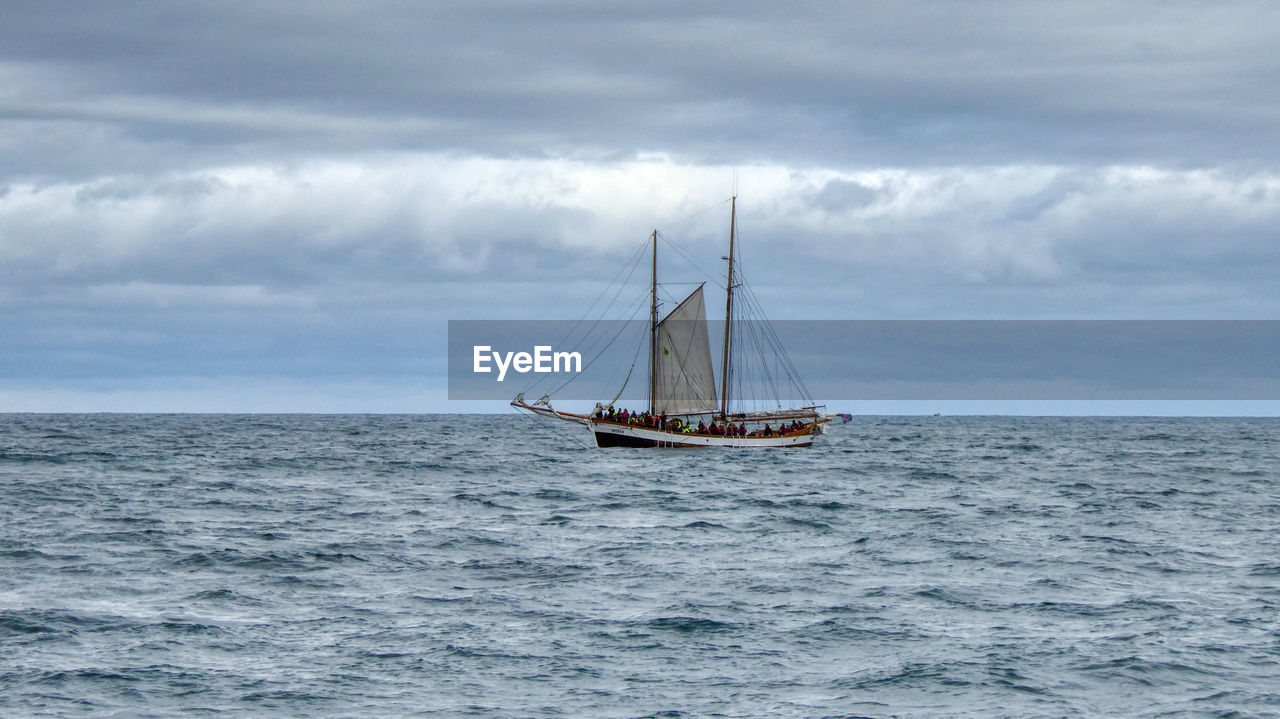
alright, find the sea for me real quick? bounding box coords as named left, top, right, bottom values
left=1, top=414, right=1278, bottom=718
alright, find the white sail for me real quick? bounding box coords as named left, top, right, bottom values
left=653, top=285, right=718, bottom=414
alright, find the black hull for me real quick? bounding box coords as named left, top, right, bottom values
left=593, top=431, right=666, bottom=448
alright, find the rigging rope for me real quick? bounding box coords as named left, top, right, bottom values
left=656, top=197, right=733, bottom=236
left=606, top=324, right=648, bottom=408
left=545, top=291, right=648, bottom=398
left=512, top=405, right=591, bottom=449
left=657, top=232, right=724, bottom=291
left=522, top=236, right=649, bottom=397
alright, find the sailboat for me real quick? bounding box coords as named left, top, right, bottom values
left=512, top=196, right=827, bottom=448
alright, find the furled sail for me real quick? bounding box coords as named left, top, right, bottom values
left=653, top=284, right=718, bottom=414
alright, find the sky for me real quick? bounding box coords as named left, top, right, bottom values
left=2, top=1, right=1279, bottom=413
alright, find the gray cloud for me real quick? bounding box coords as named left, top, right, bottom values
left=4, top=1, right=1279, bottom=176
left=2, top=1, right=1278, bottom=410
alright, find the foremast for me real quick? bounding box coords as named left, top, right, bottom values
left=719, top=195, right=736, bottom=420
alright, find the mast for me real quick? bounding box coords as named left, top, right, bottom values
left=649, top=229, right=658, bottom=414
left=720, top=196, right=736, bottom=419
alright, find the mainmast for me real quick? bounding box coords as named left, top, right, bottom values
left=719, top=196, right=736, bottom=419
left=649, top=229, right=658, bottom=414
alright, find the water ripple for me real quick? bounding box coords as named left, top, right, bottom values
left=0, top=414, right=1277, bottom=717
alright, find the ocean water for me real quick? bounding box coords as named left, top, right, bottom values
left=1, top=414, right=1278, bottom=718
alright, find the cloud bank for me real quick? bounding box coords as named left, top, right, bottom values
left=2, top=1, right=1277, bottom=410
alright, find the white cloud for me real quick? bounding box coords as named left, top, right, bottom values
left=1, top=154, right=1277, bottom=324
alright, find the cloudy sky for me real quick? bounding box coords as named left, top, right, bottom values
left=3, top=1, right=1279, bottom=412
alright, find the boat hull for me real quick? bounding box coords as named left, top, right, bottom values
left=591, top=421, right=814, bottom=448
